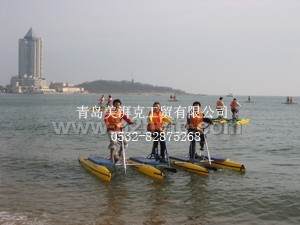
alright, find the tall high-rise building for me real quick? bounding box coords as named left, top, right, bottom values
left=10, top=28, right=48, bottom=92
left=18, top=28, right=43, bottom=78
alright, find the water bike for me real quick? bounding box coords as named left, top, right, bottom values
left=79, top=124, right=246, bottom=182
left=169, top=122, right=245, bottom=173
left=79, top=130, right=165, bottom=182
left=211, top=117, right=250, bottom=125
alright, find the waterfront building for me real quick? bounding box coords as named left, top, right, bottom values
left=10, top=28, right=49, bottom=93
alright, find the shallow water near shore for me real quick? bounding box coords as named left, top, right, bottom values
left=0, top=94, right=299, bottom=225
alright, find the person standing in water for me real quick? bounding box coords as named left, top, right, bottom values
left=104, top=99, right=134, bottom=163
left=98, top=95, right=105, bottom=108
left=230, top=98, right=241, bottom=118
left=106, top=95, right=113, bottom=107
left=216, top=97, right=225, bottom=118
left=186, top=101, right=213, bottom=159
left=147, top=102, right=174, bottom=162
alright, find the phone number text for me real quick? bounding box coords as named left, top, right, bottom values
left=112, top=132, right=203, bottom=142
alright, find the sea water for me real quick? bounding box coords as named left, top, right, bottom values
left=0, top=94, right=299, bottom=225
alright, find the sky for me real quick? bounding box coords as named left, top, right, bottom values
left=0, top=0, right=300, bottom=96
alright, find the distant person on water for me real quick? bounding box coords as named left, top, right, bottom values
left=107, top=95, right=113, bottom=107
left=216, top=97, right=225, bottom=118
left=147, top=102, right=174, bottom=162
left=286, top=96, right=292, bottom=102
left=104, top=99, right=134, bottom=163
left=230, top=98, right=241, bottom=118
left=186, top=101, right=213, bottom=159
left=98, top=95, right=105, bottom=107
left=170, top=95, right=173, bottom=100
left=248, top=96, right=251, bottom=102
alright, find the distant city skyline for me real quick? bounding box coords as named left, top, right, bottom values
left=1, top=0, right=300, bottom=96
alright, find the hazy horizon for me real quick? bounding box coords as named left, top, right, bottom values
left=1, top=0, right=300, bottom=96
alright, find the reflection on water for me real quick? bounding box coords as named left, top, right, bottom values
left=96, top=175, right=129, bottom=225
left=143, top=181, right=169, bottom=225
left=183, top=174, right=209, bottom=224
